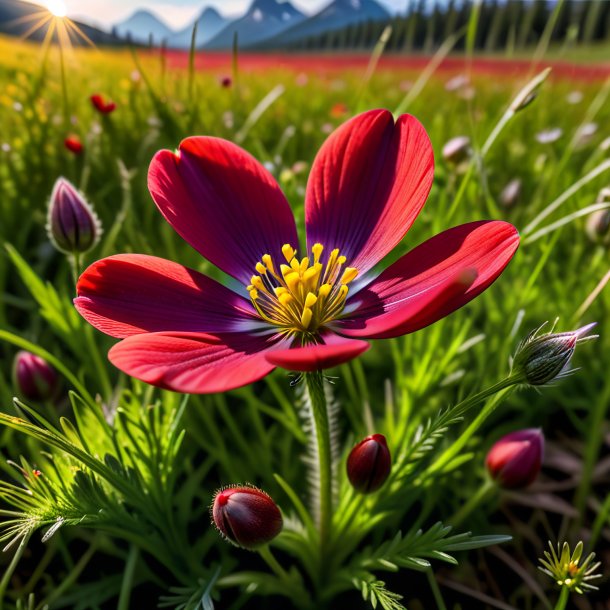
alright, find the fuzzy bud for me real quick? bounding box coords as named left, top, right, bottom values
left=13, top=351, right=59, bottom=401
left=211, top=486, right=282, bottom=549
left=442, top=136, right=471, bottom=165
left=346, top=433, right=391, bottom=494
left=512, top=323, right=597, bottom=386
left=486, top=428, right=544, bottom=489
left=499, top=178, right=522, bottom=208
left=47, top=177, right=101, bottom=254
left=586, top=209, right=610, bottom=245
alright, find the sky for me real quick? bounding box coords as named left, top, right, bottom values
left=30, top=0, right=409, bottom=30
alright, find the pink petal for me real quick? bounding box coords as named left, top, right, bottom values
left=148, top=137, right=299, bottom=285
left=336, top=221, right=519, bottom=339
left=75, top=254, right=258, bottom=339
left=265, top=334, right=370, bottom=372
left=305, top=110, right=434, bottom=275
left=109, top=331, right=289, bottom=394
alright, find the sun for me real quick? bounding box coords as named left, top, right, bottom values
left=46, top=0, right=67, bottom=17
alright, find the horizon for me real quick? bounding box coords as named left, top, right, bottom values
left=21, top=0, right=408, bottom=30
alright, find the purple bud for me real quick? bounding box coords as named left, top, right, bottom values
left=512, top=323, right=597, bottom=386
left=47, top=177, right=101, bottom=254
left=499, top=178, right=522, bottom=209
left=212, top=486, right=282, bottom=549
left=486, top=428, right=544, bottom=489
left=346, top=434, right=391, bottom=494
left=442, top=136, right=471, bottom=165
left=13, top=351, right=59, bottom=401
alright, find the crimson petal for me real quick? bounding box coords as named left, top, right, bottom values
left=148, top=137, right=299, bottom=284
left=109, top=331, right=289, bottom=394
left=266, top=333, right=370, bottom=372
left=305, top=109, right=434, bottom=274
left=336, top=221, right=519, bottom=339
left=75, top=254, right=259, bottom=339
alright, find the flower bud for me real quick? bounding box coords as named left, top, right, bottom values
left=346, top=433, right=391, bottom=494
left=13, top=351, right=59, bottom=401
left=211, top=485, right=282, bottom=549
left=219, top=76, right=232, bottom=88
left=442, top=136, right=471, bottom=165
left=64, top=135, right=83, bottom=155
left=499, top=178, right=522, bottom=209
left=47, top=177, right=102, bottom=254
left=512, top=323, right=597, bottom=386
left=90, top=93, right=116, bottom=115
left=486, top=428, right=544, bottom=489
left=586, top=209, right=610, bottom=245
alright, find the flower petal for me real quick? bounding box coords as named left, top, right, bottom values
left=305, top=109, right=434, bottom=274
left=148, top=137, right=299, bottom=284
left=75, top=254, right=259, bottom=339
left=336, top=221, right=519, bottom=339
left=265, top=334, right=370, bottom=372
left=109, top=331, right=289, bottom=394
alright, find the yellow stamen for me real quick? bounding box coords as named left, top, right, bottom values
left=312, top=243, right=323, bottom=263
left=304, top=293, right=318, bottom=308
left=255, top=262, right=267, bottom=275
left=282, top=244, right=295, bottom=262
left=341, top=267, right=358, bottom=284
left=301, top=308, right=313, bottom=329
left=262, top=254, right=275, bottom=274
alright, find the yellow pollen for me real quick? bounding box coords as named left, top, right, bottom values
left=282, top=244, right=295, bottom=262
left=301, top=308, right=313, bottom=329
left=262, top=254, right=275, bottom=274
left=312, top=243, right=324, bottom=263
left=304, top=293, right=318, bottom=308
left=247, top=244, right=356, bottom=335
left=341, top=267, right=358, bottom=284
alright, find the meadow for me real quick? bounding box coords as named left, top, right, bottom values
left=0, top=29, right=609, bottom=610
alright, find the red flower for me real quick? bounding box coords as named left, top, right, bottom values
left=219, top=76, right=232, bottom=88
left=64, top=135, right=83, bottom=155
left=90, top=93, right=116, bottom=115
left=74, top=110, right=519, bottom=394
left=486, top=428, right=544, bottom=488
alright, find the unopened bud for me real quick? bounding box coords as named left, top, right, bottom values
left=499, top=178, right=522, bottom=208
left=586, top=209, right=610, bottom=245
left=442, top=136, right=471, bottom=165
left=13, top=351, right=59, bottom=401
left=90, top=93, right=116, bottom=115
left=47, top=177, right=101, bottom=254
left=486, top=428, right=544, bottom=489
left=211, top=486, right=282, bottom=549
left=347, top=433, right=391, bottom=494
left=510, top=67, right=551, bottom=113
left=512, top=323, right=597, bottom=386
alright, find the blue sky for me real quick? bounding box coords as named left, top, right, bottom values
left=35, top=0, right=409, bottom=30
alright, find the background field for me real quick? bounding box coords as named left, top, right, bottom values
left=0, top=21, right=609, bottom=610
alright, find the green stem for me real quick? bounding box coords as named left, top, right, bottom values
left=58, top=40, right=70, bottom=125
left=118, top=545, right=139, bottom=610
left=426, top=568, right=448, bottom=610
left=258, top=545, right=290, bottom=581
left=304, top=371, right=333, bottom=579
left=553, top=587, right=570, bottom=610
left=449, top=478, right=495, bottom=528
left=0, top=533, right=31, bottom=609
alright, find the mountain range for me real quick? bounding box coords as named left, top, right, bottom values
left=115, top=0, right=391, bottom=49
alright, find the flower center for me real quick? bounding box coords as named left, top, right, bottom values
left=247, top=243, right=358, bottom=338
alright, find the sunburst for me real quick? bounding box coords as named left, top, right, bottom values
left=5, top=1, right=95, bottom=51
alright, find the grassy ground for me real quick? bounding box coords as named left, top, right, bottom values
left=0, top=31, right=609, bottom=610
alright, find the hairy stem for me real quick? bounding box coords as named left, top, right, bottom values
left=304, top=371, right=333, bottom=581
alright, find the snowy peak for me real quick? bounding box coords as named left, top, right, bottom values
left=114, top=10, right=173, bottom=44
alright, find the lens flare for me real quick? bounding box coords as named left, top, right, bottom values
left=46, top=0, right=67, bottom=17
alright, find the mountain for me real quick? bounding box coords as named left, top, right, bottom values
left=114, top=9, right=173, bottom=45
left=205, top=0, right=305, bottom=49
left=0, top=0, right=124, bottom=45
left=265, top=0, right=391, bottom=46
left=167, top=7, right=229, bottom=49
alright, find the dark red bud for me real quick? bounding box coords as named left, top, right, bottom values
left=64, top=135, right=83, bottom=155
left=347, top=433, right=391, bottom=494
left=220, top=76, right=232, bottom=88
left=13, top=351, right=59, bottom=402
left=90, top=93, right=116, bottom=114
left=47, top=177, right=101, bottom=254
left=486, top=428, right=544, bottom=489
left=211, top=486, right=282, bottom=549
